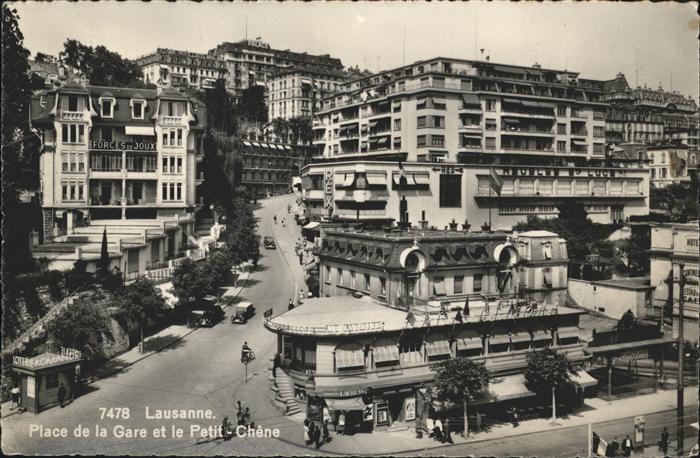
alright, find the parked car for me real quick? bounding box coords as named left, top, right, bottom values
left=231, top=301, right=256, bottom=324
left=190, top=296, right=225, bottom=327
left=264, top=236, right=276, bottom=249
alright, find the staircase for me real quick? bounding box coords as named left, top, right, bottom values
left=268, top=358, right=302, bottom=416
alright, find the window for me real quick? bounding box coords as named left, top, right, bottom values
left=485, top=137, right=496, bottom=150
left=46, top=373, right=59, bottom=389
left=454, top=275, right=464, bottom=294
left=61, top=180, right=84, bottom=201
left=431, top=135, right=445, bottom=147
left=324, top=266, right=331, bottom=284
left=433, top=276, right=446, bottom=296
left=337, top=268, right=343, bottom=285
left=62, top=152, right=83, bottom=172
left=380, top=277, right=386, bottom=296
left=557, top=141, right=567, bottom=152
left=593, top=126, right=604, bottom=137
left=364, top=273, right=371, bottom=291
left=417, top=135, right=427, bottom=147
left=100, top=98, right=114, bottom=118
left=485, top=99, right=496, bottom=111
left=161, top=181, right=183, bottom=201
left=543, top=243, right=552, bottom=260
left=439, top=174, right=461, bottom=207
left=557, top=105, right=567, bottom=116
left=67, top=95, right=78, bottom=112
left=350, top=271, right=356, bottom=288
left=176, top=182, right=182, bottom=200
left=132, top=101, right=144, bottom=119
left=393, top=137, right=402, bottom=150
left=393, top=119, right=401, bottom=131
left=557, top=123, right=567, bottom=134
left=417, top=116, right=427, bottom=129
left=473, top=273, right=483, bottom=292
left=162, top=128, right=183, bottom=147
left=61, top=124, right=85, bottom=144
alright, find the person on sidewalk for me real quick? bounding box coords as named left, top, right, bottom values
left=322, top=419, right=331, bottom=443
left=288, top=298, right=295, bottom=311
left=10, top=383, right=20, bottom=409
left=243, top=407, right=252, bottom=426
left=621, top=435, right=632, bottom=457
left=57, top=383, right=67, bottom=408
left=308, top=422, right=316, bottom=446
left=444, top=417, right=453, bottom=443
left=659, top=427, right=669, bottom=456
left=313, top=424, right=322, bottom=449
left=304, top=419, right=311, bottom=445
left=337, top=411, right=346, bottom=435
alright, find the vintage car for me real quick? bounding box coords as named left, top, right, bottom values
left=190, top=296, right=225, bottom=327
left=263, top=236, right=276, bottom=249
left=231, top=301, right=256, bottom=324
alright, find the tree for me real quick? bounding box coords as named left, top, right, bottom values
left=617, top=231, right=651, bottom=277
left=433, top=358, right=491, bottom=437
left=172, top=258, right=209, bottom=306
left=524, top=348, right=576, bottom=423
left=271, top=117, right=290, bottom=142
left=47, top=300, right=111, bottom=361
left=61, top=38, right=144, bottom=87
left=238, top=86, right=267, bottom=123
left=34, top=52, right=54, bottom=63
left=118, top=278, right=166, bottom=353
left=98, top=228, right=109, bottom=277
left=202, top=80, right=238, bottom=134
left=208, top=250, right=233, bottom=293
left=650, top=183, right=699, bottom=222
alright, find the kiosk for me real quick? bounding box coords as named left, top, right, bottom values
left=10, top=348, right=83, bottom=414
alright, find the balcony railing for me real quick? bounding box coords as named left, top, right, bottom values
left=59, top=110, right=85, bottom=121
left=160, top=115, right=186, bottom=126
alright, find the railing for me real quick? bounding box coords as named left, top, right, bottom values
left=59, top=110, right=84, bottom=121
left=160, top=115, right=185, bottom=126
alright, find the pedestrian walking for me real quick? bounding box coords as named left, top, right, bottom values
left=659, top=427, right=669, bottom=456
left=288, top=298, right=295, bottom=310
left=57, top=383, right=67, bottom=408
left=10, top=383, right=20, bottom=409
left=444, top=417, right=453, bottom=443
left=313, top=424, right=322, bottom=449
left=621, top=435, right=632, bottom=457
left=337, top=411, right=346, bottom=435
left=322, top=419, right=331, bottom=443
left=243, top=407, right=251, bottom=425
left=304, top=420, right=311, bottom=444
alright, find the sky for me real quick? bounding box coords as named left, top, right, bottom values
left=12, top=1, right=700, bottom=100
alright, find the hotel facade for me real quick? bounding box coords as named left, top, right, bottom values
left=265, top=229, right=593, bottom=432
left=30, top=80, right=213, bottom=277
left=137, top=48, right=228, bottom=91
left=303, top=58, right=650, bottom=229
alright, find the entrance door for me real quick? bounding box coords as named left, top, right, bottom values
left=167, top=233, right=176, bottom=260
left=101, top=182, right=112, bottom=205
left=611, top=206, right=624, bottom=223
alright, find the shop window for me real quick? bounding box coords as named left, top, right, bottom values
left=45, top=373, right=59, bottom=389
left=439, top=174, right=461, bottom=207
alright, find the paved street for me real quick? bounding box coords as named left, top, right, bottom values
left=1, top=194, right=316, bottom=456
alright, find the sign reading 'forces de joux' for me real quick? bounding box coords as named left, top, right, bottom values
left=324, top=169, right=334, bottom=210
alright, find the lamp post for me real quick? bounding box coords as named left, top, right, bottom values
left=676, top=263, right=685, bottom=457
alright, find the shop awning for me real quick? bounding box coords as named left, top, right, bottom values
left=336, top=348, right=365, bottom=369
left=413, top=173, right=431, bottom=186
left=509, top=330, right=532, bottom=343
left=558, top=327, right=580, bottom=339
left=493, top=65, right=525, bottom=76
left=373, top=344, right=399, bottom=363
left=425, top=339, right=451, bottom=357
left=342, top=174, right=356, bottom=187
left=521, top=100, right=540, bottom=108
left=325, top=396, right=367, bottom=411
left=488, top=374, right=536, bottom=401
left=303, top=221, right=320, bottom=230
left=366, top=173, right=387, bottom=186
left=572, top=140, right=588, bottom=146
left=489, top=333, right=510, bottom=345
left=125, top=125, right=156, bottom=136
left=532, top=330, right=553, bottom=342
left=462, top=93, right=481, bottom=107
left=570, top=371, right=598, bottom=388
left=456, top=331, right=483, bottom=350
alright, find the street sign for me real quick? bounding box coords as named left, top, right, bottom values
left=634, top=415, right=645, bottom=446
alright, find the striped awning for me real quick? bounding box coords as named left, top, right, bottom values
left=509, top=330, right=532, bottom=343
left=336, top=348, right=365, bottom=369
left=462, top=93, right=481, bottom=107
left=557, top=327, right=580, bottom=339
left=373, top=343, right=399, bottom=363
left=570, top=371, right=598, bottom=388
left=456, top=331, right=482, bottom=350
left=425, top=339, right=451, bottom=357
left=489, top=332, right=510, bottom=345
left=532, top=330, right=553, bottom=342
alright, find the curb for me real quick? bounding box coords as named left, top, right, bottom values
left=84, top=269, right=252, bottom=385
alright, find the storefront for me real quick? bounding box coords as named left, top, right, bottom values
left=10, top=348, right=83, bottom=414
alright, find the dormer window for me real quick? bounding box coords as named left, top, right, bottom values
left=543, top=242, right=552, bottom=260
left=131, top=100, right=145, bottom=119
left=99, top=97, right=115, bottom=118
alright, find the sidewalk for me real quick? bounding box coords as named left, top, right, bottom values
left=241, top=382, right=698, bottom=456
left=0, top=264, right=251, bottom=419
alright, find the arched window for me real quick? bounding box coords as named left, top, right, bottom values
left=334, top=342, right=365, bottom=372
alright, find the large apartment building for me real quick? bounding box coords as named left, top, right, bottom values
left=137, top=48, right=228, bottom=91
left=302, top=58, right=650, bottom=227
left=30, top=79, right=213, bottom=277
left=268, top=67, right=349, bottom=122
left=647, top=144, right=698, bottom=188
left=208, top=39, right=344, bottom=100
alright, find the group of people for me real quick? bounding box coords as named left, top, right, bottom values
left=221, top=401, right=254, bottom=440
left=426, top=416, right=453, bottom=443
left=304, top=419, right=331, bottom=449
left=593, top=428, right=669, bottom=457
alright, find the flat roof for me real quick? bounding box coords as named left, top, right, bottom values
left=325, top=228, right=508, bottom=243
left=265, top=295, right=584, bottom=337
left=593, top=277, right=655, bottom=291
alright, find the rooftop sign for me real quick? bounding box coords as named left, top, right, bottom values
left=12, top=347, right=82, bottom=369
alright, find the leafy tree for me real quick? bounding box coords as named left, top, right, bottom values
left=271, top=117, right=290, bottom=142
left=172, top=258, right=209, bottom=305
left=63, top=259, right=95, bottom=291
left=524, top=348, right=576, bottom=422
left=118, top=278, right=166, bottom=353
left=238, top=86, right=267, bottom=123
left=208, top=250, right=233, bottom=292
left=34, top=52, right=55, bottom=63
left=650, top=183, right=699, bottom=222
left=47, top=300, right=111, bottom=361
left=288, top=116, right=313, bottom=145
left=202, top=80, right=238, bottom=134
left=433, top=358, right=491, bottom=437
left=61, top=38, right=144, bottom=87
left=617, top=230, right=651, bottom=276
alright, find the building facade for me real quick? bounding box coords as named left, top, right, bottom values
left=646, top=144, right=698, bottom=188
left=312, top=57, right=609, bottom=162
left=301, top=159, right=650, bottom=229
left=265, top=229, right=591, bottom=432
left=267, top=67, right=349, bottom=121
left=208, top=39, right=344, bottom=100
left=649, top=222, right=700, bottom=324
left=30, top=80, right=211, bottom=276
left=137, top=48, right=228, bottom=90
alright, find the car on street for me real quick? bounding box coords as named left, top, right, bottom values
left=191, top=296, right=225, bottom=327
left=264, top=236, right=276, bottom=249
left=231, top=301, right=256, bottom=324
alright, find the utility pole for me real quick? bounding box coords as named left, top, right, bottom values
left=676, top=263, right=685, bottom=456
